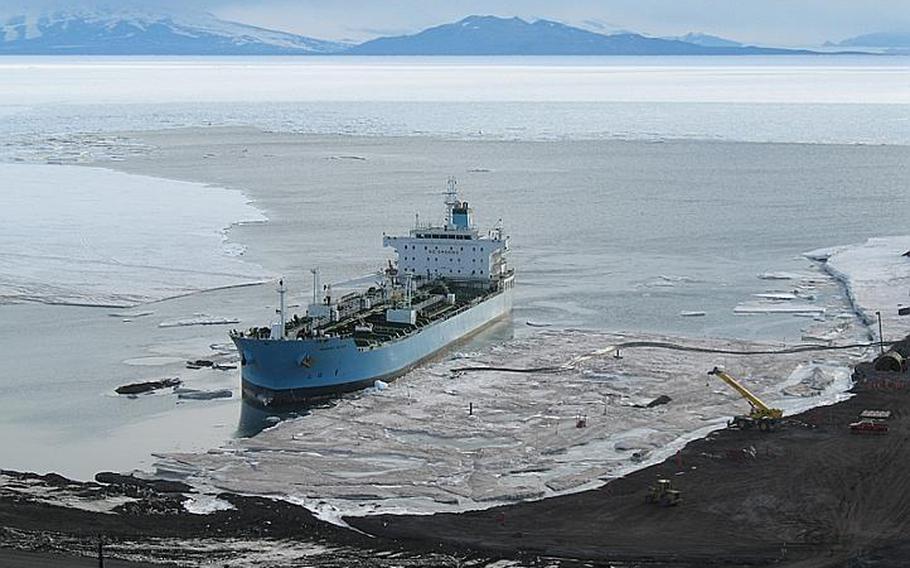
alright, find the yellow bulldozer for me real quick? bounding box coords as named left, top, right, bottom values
left=645, top=479, right=682, bottom=507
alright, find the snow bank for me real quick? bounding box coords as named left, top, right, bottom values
left=0, top=164, right=270, bottom=307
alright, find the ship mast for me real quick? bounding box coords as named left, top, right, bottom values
left=277, top=278, right=287, bottom=340
left=444, top=176, right=458, bottom=229
left=310, top=268, right=319, bottom=306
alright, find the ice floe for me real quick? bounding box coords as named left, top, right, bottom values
left=0, top=164, right=270, bottom=308
left=734, top=303, right=825, bottom=315
left=122, top=356, right=186, bottom=367
left=158, top=316, right=241, bottom=328
left=183, top=493, right=237, bottom=515
left=779, top=363, right=850, bottom=400
left=753, top=292, right=798, bottom=301
left=109, top=310, right=155, bottom=318
left=757, top=271, right=804, bottom=281
left=177, top=388, right=234, bottom=401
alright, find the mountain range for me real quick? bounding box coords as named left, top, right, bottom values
left=825, top=31, right=910, bottom=54
left=347, top=16, right=803, bottom=55
left=0, top=9, right=346, bottom=55
left=0, top=11, right=872, bottom=56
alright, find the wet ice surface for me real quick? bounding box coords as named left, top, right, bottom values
left=158, top=326, right=863, bottom=521
left=0, top=163, right=271, bottom=307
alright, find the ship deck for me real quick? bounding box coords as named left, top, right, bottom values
left=236, top=276, right=512, bottom=348
left=321, top=283, right=495, bottom=349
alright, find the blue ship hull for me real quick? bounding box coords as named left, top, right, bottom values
left=234, top=288, right=512, bottom=406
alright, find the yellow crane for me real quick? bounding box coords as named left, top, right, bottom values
left=708, top=367, right=783, bottom=432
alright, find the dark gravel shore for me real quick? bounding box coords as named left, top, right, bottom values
left=3, top=339, right=908, bottom=567
left=0, top=549, right=160, bottom=568
left=352, top=339, right=910, bottom=567
left=0, top=470, right=492, bottom=566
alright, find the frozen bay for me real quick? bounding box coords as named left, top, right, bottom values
left=0, top=163, right=270, bottom=307
left=1, top=55, right=908, bottom=480
left=1, top=56, right=909, bottom=147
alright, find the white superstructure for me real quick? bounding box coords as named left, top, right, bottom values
left=383, top=177, right=510, bottom=283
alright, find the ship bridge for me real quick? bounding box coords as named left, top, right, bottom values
left=383, top=178, right=510, bottom=284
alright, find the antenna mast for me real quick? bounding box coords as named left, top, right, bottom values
left=310, top=268, right=319, bottom=305
left=445, top=176, right=458, bottom=227
left=277, top=278, right=287, bottom=340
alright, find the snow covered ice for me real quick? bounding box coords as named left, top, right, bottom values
left=182, top=493, right=236, bottom=515
left=0, top=164, right=271, bottom=307
left=807, top=236, right=910, bottom=343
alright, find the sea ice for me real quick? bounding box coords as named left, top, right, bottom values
left=109, top=310, right=155, bottom=318
left=753, top=292, right=798, bottom=301
left=158, top=330, right=857, bottom=521
left=0, top=164, right=270, bottom=308
left=177, top=389, right=233, bottom=401
left=733, top=303, right=825, bottom=315
left=757, top=271, right=803, bottom=281
left=183, top=494, right=237, bottom=515
left=158, top=316, right=242, bottom=328
left=808, top=236, right=910, bottom=342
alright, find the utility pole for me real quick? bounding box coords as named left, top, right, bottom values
left=876, top=311, right=884, bottom=355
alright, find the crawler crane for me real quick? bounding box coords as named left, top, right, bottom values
left=708, top=367, right=783, bottom=432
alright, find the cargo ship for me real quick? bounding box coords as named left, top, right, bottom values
left=231, top=178, right=514, bottom=406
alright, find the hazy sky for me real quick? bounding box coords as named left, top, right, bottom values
left=3, top=0, right=909, bottom=46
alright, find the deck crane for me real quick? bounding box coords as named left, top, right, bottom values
left=708, top=367, right=783, bottom=432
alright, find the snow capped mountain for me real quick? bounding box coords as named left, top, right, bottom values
left=0, top=10, right=832, bottom=56
left=671, top=32, right=743, bottom=48
left=348, top=15, right=811, bottom=56
left=0, top=8, right=347, bottom=54
left=827, top=31, right=910, bottom=52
